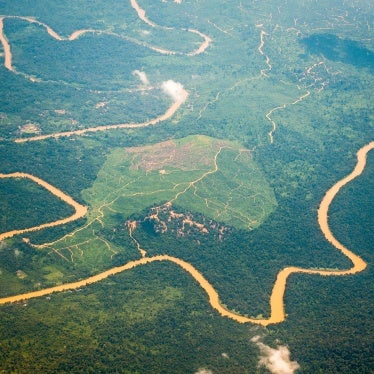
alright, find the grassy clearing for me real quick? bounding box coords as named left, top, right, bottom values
left=8, top=135, right=276, bottom=290
left=84, top=135, right=277, bottom=230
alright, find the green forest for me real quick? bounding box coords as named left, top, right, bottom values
left=0, top=0, right=373, bottom=373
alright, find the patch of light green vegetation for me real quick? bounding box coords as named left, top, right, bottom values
left=176, top=147, right=277, bottom=229
left=33, top=135, right=276, bottom=274
left=42, top=266, right=64, bottom=284
left=83, top=135, right=277, bottom=230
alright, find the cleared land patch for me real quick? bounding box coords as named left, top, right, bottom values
left=84, top=134, right=277, bottom=231
left=7, top=135, right=276, bottom=290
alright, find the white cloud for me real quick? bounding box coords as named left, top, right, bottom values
left=251, top=335, right=300, bottom=374
left=195, top=369, right=213, bottom=374
left=132, top=70, right=149, bottom=85
left=161, top=80, right=185, bottom=102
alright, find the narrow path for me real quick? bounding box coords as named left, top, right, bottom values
left=255, top=25, right=311, bottom=144
left=266, top=91, right=310, bottom=144
left=0, top=142, right=372, bottom=327
left=257, top=29, right=271, bottom=76
left=168, top=146, right=223, bottom=204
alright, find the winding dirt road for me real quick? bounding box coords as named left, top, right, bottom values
left=0, top=142, right=372, bottom=327
left=266, top=91, right=310, bottom=144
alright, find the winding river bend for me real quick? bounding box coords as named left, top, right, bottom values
left=0, top=142, right=372, bottom=326
left=14, top=89, right=188, bottom=143
left=0, top=1, right=371, bottom=326
left=0, top=173, right=87, bottom=241
left=0, top=14, right=193, bottom=143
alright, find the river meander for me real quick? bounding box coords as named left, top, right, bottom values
left=0, top=2, right=372, bottom=326
left=0, top=142, right=372, bottom=326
